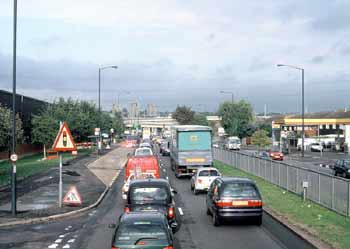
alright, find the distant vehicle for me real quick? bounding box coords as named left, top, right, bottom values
left=125, top=179, right=178, bottom=227
left=257, top=151, right=270, bottom=160
left=142, top=127, right=151, bottom=140
left=160, top=141, right=170, bottom=156
left=170, top=125, right=213, bottom=177
left=268, top=147, right=284, bottom=161
left=206, top=177, right=263, bottom=226
left=122, top=172, right=155, bottom=200
left=310, top=142, right=323, bottom=152
left=333, top=159, right=350, bottom=178
left=190, top=167, right=221, bottom=195
left=224, top=136, right=241, bottom=150
left=125, top=135, right=140, bottom=148
left=139, top=142, right=152, bottom=149
left=111, top=212, right=176, bottom=249
left=125, top=155, right=160, bottom=181
left=134, top=147, right=153, bottom=156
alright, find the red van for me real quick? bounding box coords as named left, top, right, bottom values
left=125, top=155, right=161, bottom=181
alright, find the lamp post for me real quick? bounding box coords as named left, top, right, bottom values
left=98, top=65, right=118, bottom=155
left=10, top=0, right=18, bottom=216
left=220, top=90, right=234, bottom=103
left=277, top=64, right=305, bottom=158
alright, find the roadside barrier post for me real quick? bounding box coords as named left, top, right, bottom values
left=59, top=153, right=63, bottom=208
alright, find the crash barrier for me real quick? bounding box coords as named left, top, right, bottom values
left=213, top=148, right=350, bottom=216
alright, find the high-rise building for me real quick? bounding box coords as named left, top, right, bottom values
left=129, top=102, right=139, bottom=118
left=147, top=104, right=157, bottom=117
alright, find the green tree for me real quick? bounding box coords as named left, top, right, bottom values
left=172, top=105, right=195, bottom=125
left=0, top=104, right=23, bottom=149
left=192, top=113, right=208, bottom=126
left=258, top=123, right=272, bottom=137
left=251, top=129, right=271, bottom=150
left=218, top=100, right=253, bottom=138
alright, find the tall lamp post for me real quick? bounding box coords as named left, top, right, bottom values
left=277, top=64, right=305, bottom=158
left=98, top=65, right=118, bottom=155
left=11, top=0, right=18, bottom=216
left=220, top=90, right=234, bottom=103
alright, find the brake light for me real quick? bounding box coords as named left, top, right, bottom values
left=163, top=246, right=173, bottom=249
left=112, top=247, right=119, bottom=249
left=248, top=200, right=263, bottom=207
left=124, top=207, right=130, bottom=213
left=215, top=200, right=232, bottom=207
left=168, top=206, right=174, bottom=219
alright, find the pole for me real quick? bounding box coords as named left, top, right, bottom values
left=11, top=0, right=18, bottom=216
left=59, top=152, right=63, bottom=208
left=98, top=68, right=101, bottom=155
left=231, top=93, right=234, bottom=104
left=301, top=69, right=305, bottom=158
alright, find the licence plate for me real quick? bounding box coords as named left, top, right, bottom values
left=232, top=201, right=248, bottom=206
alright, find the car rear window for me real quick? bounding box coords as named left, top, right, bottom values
left=199, top=170, right=219, bottom=176
left=221, top=183, right=260, bottom=198
left=135, top=148, right=152, bottom=156
left=114, top=222, right=168, bottom=245
left=344, top=160, right=350, bottom=168
left=130, top=187, right=169, bottom=202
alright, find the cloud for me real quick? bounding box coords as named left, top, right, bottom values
left=310, top=56, right=325, bottom=64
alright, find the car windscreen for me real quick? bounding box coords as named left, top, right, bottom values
left=221, top=183, right=260, bottom=198
left=130, top=187, right=169, bottom=203
left=228, top=138, right=240, bottom=143
left=344, top=160, right=350, bottom=168
left=135, top=148, right=152, bottom=156
left=114, top=222, right=169, bottom=246
left=199, top=170, right=219, bottom=176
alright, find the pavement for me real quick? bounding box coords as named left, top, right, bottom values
left=0, top=145, right=131, bottom=224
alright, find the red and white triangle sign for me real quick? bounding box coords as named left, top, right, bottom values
left=63, top=186, right=82, bottom=206
left=52, top=122, right=77, bottom=152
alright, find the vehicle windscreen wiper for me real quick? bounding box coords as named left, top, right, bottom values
left=134, top=237, right=158, bottom=245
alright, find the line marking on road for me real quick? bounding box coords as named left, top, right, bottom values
left=178, top=207, right=184, bottom=216
left=63, top=244, right=70, bottom=249
left=163, top=169, right=166, bottom=172
left=54, top=239, right=62, bottom=243
left=48, top=244, right=58, bottom=249
left=68, top=239, right=76, bottom=243
left=59, top=235, right=65, bottom=238
left=166, top=176, right=169, bottom=180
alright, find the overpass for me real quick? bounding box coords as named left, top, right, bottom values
left=123, top=116, right=178, bottom=134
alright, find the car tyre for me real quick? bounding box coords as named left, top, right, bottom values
left=190, top=183, right=194, bottom=191
left=206, top=207, right=211, bottom=215
left=213, top=212, right=221, bottom=226
left=255, top=216, right=262, bottom=226
left=193, top=187, right=198, bottom=195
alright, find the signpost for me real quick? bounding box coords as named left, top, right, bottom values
left=52, top=122, right=77, bottom=208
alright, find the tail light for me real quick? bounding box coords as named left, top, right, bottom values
left=168, top=206, right=174, bottom=219
left=124, top=207, right=130, bottom=213
left=112, top=247, right=119, bottom=249
left=215, top=200, right=232, bottom=207
left=163, top=246, right=174, bottom=249
left=248, top=200, right=263, bottom=207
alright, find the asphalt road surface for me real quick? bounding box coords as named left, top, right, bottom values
left=0, top=152, right=286, bottom=249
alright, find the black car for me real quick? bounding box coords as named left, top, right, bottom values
left=206, top=177, right=263, bottom=226
left=333, top=159, right=350, bottom=178
left=125, top=179, right=178, bottom=227
left=112, top=212, right=175, bottom=249
left=160, top=141, right=170, bottom=156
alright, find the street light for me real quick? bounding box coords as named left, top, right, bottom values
left=11, top=0, right=18, bottom=216
left=98, top=65, right=118, bottom=155
left=277, top=63, right=305, bottom=158
left=220, top=90, right=234, bottom=103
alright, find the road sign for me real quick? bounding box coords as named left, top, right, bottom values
left=52, top=122, right=77, bottom=152
left=10, top=154, right=18, bottom=162
left=63, top=186, right=82, bottom=206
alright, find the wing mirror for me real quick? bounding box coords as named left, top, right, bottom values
left=170, top=222, right=179, bottom=233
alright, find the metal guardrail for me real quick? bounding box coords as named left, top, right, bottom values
left=213, top=148, right=350, bottom=216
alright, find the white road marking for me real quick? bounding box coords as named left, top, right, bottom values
left=48, top=244, right=58, bottom=249
left=54, top=239, right=62, bottom=243
left=73, top=235, right=79, bottom=238
left=68, top=239, right=76, bottom=243
left=63, top=244, right=71, bottom=249
left=178, top=207, right=184, bottom=216
left=163, top=169, right=166, bottom=172
left=59, top=235, right=65, bottom=238
left=166, top=176, right=169, bottom=180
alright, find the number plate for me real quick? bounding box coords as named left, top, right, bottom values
left=232, top=201, right=248, bottom=206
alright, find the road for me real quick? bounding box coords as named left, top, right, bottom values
left=0, top=150, right=286, bottom=249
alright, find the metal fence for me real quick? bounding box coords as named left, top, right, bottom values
left=213, top=148, right=350, bottom=216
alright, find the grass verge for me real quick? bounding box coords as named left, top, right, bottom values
left=0, top=148, right=94, bottom=186
left=214, top=160, right=350, bottom=249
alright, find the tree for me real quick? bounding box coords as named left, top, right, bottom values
left=0, top=104, right=23, bottom=149
left=172, top=106, right=195, bottom=125
left=258, top=123, right=272, bottom=137
left=193, top=113, right=208, bottom=126
left=218, top=100, right=253, bottom=138
left=251, top=129, right=271, bottom=150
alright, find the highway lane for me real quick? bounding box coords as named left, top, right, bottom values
left=1, top=150, right=286, bottom=249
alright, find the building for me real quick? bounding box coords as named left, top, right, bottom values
left=128, top=102, right=139, bottom=119
left=146, top=104, right=157, bottom=117
left=272, top=110, right=350, bottom=152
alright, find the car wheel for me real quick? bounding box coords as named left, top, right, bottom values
left=334, top=171, right=338, bottom=176
left=206, top=207, right=211, bottom=215
left=193, top=187, right=198, bottom=195
left=255, top=216, right=262, bottom=226
left=213, top=212, right=221, bottom=226
left=190, top=183, right=194, bottom=190
left=342, top=172, right=347, bottom=178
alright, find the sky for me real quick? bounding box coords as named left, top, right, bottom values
left=0, top=0, right=349, bottom=113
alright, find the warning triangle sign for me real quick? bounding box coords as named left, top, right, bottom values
left=52, top=122, right=77, bottom=152
left=63, top=186, right=82, bottom=206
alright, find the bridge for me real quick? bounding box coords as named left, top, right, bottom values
left=123, top=116, right=178, bottom=134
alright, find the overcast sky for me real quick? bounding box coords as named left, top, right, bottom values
left=0, top=0, right=349, bottom=113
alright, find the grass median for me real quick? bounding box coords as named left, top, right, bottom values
left=0, top=148, right=94, bottom=187
left=214, top=160, right=350, bottom=249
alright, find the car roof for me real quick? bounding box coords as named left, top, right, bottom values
left=197, top=167, right=219, bottom=172
left=120, top=211, right=167, bottom=223
left=172, top=125, right=212, bottom=132
left=129, top=178, right=170, bottom=187
left=218, top=177, right=255, bottom=184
